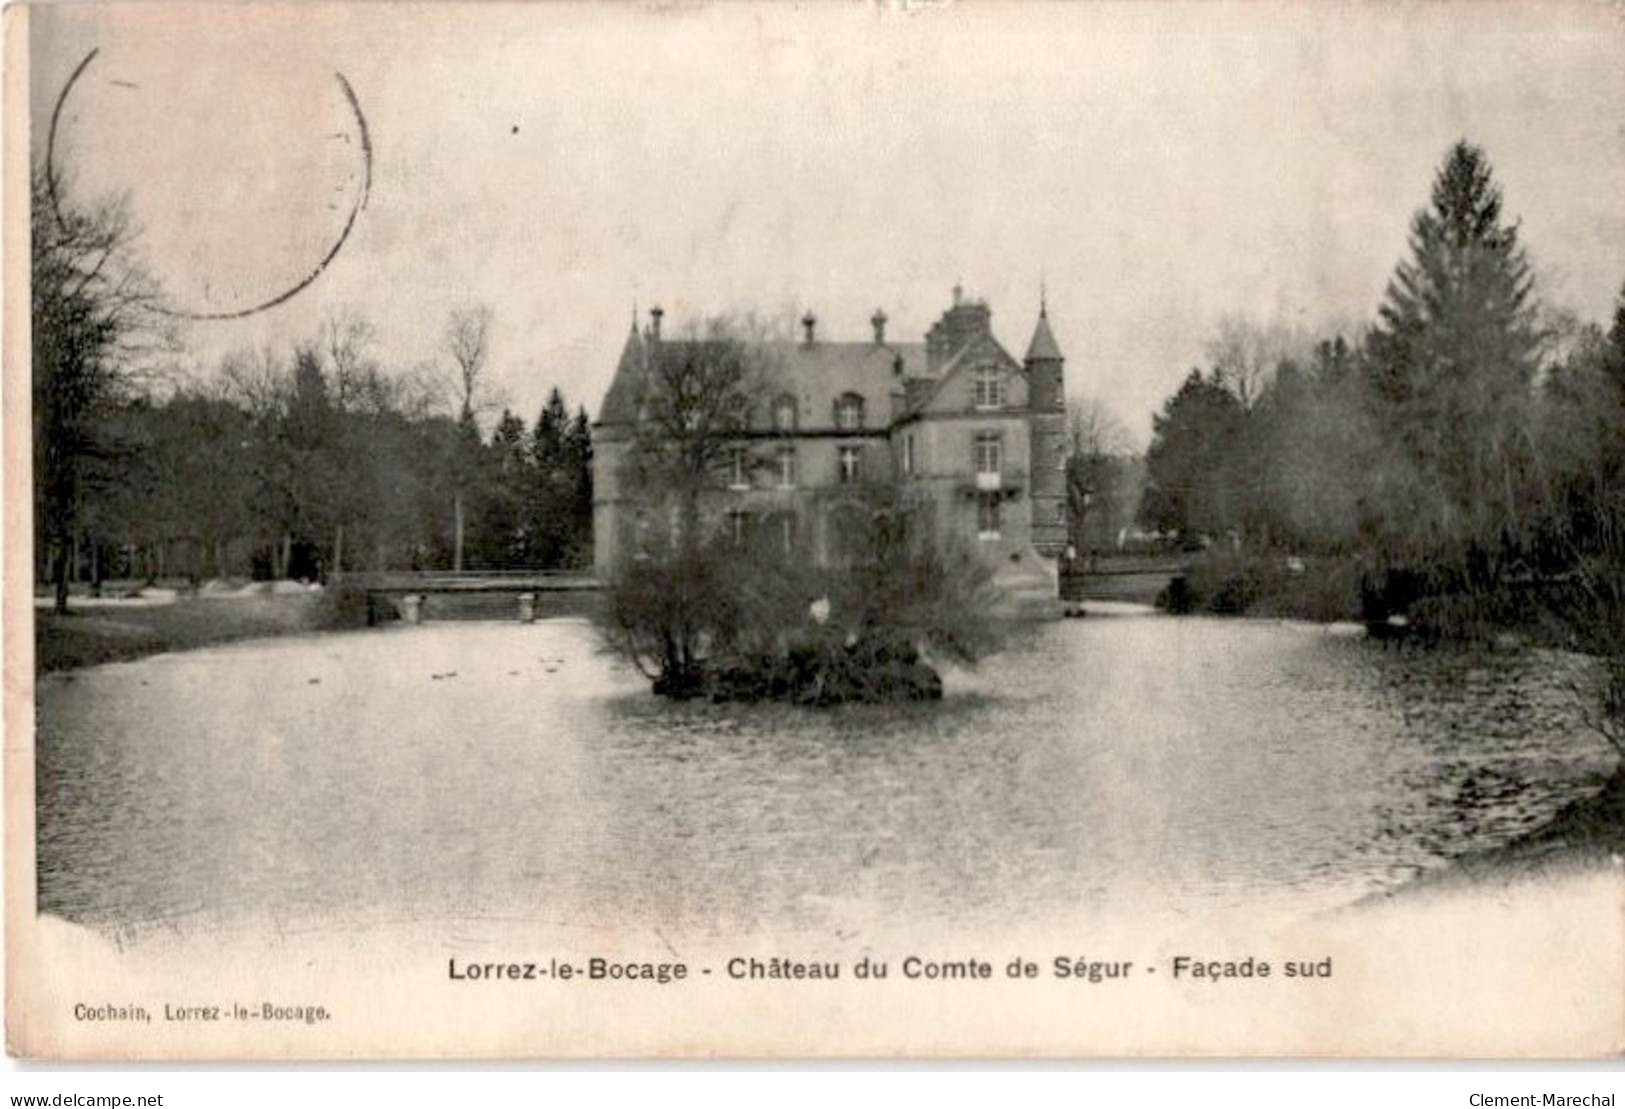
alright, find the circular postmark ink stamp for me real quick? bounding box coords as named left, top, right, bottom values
left=47, top=47, right=373, bottom=321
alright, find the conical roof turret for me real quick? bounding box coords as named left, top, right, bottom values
left=597, top=317, right=647, bottom=425
left=1025, top=302, right=1064, bottom=363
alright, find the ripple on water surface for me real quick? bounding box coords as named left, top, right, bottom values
left=33, top=615, right=1617, bottom=937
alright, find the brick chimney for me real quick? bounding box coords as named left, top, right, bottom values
left=649, top=304, right=663, bottom=341
left=926, top=287, right=992, bottom=370
left=801, top=310, right=816, bottom=346
left=871, top=308, right=888, bottom=345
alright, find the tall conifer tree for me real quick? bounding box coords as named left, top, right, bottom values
left=1364, top=140, right=1544, bottom=581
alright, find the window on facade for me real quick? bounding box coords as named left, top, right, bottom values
left=728, top=509, right=749, bottom=546
left=729, top=446, right=749, bottom=489
left=835, top=393, right=865, bottom=431
left=903, top=433, right=916, bottom=477
left=773, top=395, right=797, bottom=432
left=974, top=433, right=1001, bottom=475
left=977, top=494, right=1001, bottom=540
left=838, top=445, right=862, bottom=484
left=973, top=368, right=1003, bottom=409
left=777, top=446, right=797, bottom=488
left=632, top=510, right=652, bottom=559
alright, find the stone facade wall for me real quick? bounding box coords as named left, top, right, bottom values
left=592, top=295, right=1070, bottom=583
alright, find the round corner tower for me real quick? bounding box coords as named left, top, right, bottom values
left=1024, top=301, right=1068, bottom=557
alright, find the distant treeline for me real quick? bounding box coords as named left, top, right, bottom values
left=32, top=168, right=591, bottom=593
left=64, top=366, right=593, bottom=585
left=1138, top=141, right=1625, bottom=637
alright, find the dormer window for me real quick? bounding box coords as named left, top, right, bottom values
left=834, top=392, right=865, bottom=431
left=973, top=367, right=1003, bottom=409
left=773, top=394, right=798, bottom=433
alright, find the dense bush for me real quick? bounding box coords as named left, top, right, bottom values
left=309, top=577, right=381, bottom=630
left=600, top=500, right=998, bottom=704
left=1156, top=549, right=1361, bottom=622
left=1139, top=142, right=1625, bottom=668
left=1542, top=548, right=1625, bottom=757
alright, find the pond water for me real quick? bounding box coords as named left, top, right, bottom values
left=33, top=609, right=1617, bottom=937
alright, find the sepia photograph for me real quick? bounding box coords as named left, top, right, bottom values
left=5, top=0, right=1625, bottom=1061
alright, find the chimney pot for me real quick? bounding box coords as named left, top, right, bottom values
left=801, top=310, right=816, bottom=345
left=649, top=305, right=664, bottom=341
left=871, top=308, right=888, bottom=345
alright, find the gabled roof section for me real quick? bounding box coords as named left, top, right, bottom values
left=596, top=322, right=646, bottom=425
left=1025, top=307, right=1063, bottom=362
left=599, top=294, right=1041, bottom=430
left=902, top=377, right=936, bottom=411
left=901, top=330, right=1024, bottom=418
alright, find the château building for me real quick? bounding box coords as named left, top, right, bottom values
left=592, top=286, right=1069, bottom=594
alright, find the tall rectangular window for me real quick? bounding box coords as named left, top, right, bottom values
left=632, top=510, right=652, bottom=559
left=974, top=432, right=1001, bottom=475
left=903, top=433, right=915, bottom=477
left=973, top=368, right=1003, bottom=409
left=977, top=494, right=1001, bottom=540
left=838, top=445, right=862, bottom=484
left=729, top=446, right=749, bottom=489
left=777, top=446, right=796, bottom=488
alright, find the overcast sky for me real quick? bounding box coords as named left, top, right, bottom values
left=31, top=2, right=1625, bottom=447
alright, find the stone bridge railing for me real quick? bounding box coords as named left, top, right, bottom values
left=353, top=571, right=600, bottom=624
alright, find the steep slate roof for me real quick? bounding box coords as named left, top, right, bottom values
left=596, top=322, right=648, bottom=426
left=598, top=299, right=1048, bottom=430
left=597, top=328, right=931, bottom=431
left=1025, top=307, right=1063, bottom=362
left=756, top=340, right=925, bottom=431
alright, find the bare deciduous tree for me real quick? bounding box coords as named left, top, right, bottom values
left=32, top=168, right=174, bottom=611
left=1067, top=394, right=1134, bottom=460
left=441, top=303, right=497, bottom=570
left=443, top=303, right=494, bottom=419
left=623, top=315, right=777, bottom=548
left=1204, top=313, right=1313, bottom=410
left=320, top=305, right=377, bottom=414
left=218, top=345, right=291, bottom=422
left=316, top=307, right=382, bottom=575
left=1064, top=395, right=1135, bottom=556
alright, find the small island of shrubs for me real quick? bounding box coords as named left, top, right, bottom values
left=593, top=321, right=1002, bottom=706
left=600, top=502, right=996, bottom=706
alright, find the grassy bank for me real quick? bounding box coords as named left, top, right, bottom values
left=34, top=593, right=326, bottom=673
left=1473, top=770, right=1625, bottom=868
left=34, top=585, right=606, bottom=673
left=1159, top=548, right=1580, bottom=641
left=1369, top=769, right=1625, bottom=903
